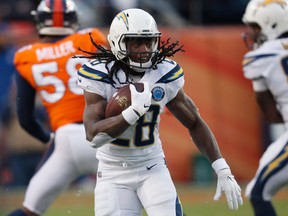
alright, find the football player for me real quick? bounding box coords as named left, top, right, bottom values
left=77, top=8, right=243, bottom=216
left=8, top=0, right=106, bottom=215
left=242, top=0, right=288, bottom=216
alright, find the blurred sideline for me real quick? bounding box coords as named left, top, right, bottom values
left=1, top=184, right=288, bottom=215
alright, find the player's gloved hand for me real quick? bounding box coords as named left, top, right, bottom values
left=122, top=82, right=151, bottom=125
left=212, top=158, right=243, bottom=210
left=130, top=82, right=151, bottom=116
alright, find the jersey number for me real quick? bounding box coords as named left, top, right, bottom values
left=32, top=57, right=87, bottom=103
left=112, top=105, right=160, bottom=147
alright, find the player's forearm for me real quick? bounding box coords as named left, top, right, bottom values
left=189, top=119, right=222, bottom=162
left=259, top=103, right=284, bottom=123
left=85, top=114, right=130, bottom=141
left=256, top=90, right=284, bottom=123
left=85, top=115, right=130, bottom=148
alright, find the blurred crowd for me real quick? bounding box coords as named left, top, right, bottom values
left=0, top=0, right=249, bottom=187
left=0, top=0, right=248, bottom=26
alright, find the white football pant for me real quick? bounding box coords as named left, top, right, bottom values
left=245, top=130, right=288, bottom=201
left=94, top=157, right=183, bottom=216
left=23, top=123, right=98, bottom=215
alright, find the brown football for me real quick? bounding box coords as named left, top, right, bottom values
left=105, top=83, right=144, bottom=118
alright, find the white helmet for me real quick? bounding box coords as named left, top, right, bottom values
left=107, top=8, right=161, bottom=72
left=242, top=0, right=288, bottom=41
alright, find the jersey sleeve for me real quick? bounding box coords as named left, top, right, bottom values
left=242, top=52, right=277, bottom=80
left=166, top=71, right=184, bottom=102
left=77, top=62, right=110, bottom=99
left=15, top=73, right=51, bottom=143
left=155, top=61, right=184, bottom=102
left=14, top=45, right=37, bottom=89
left=88, top=28, right=107, bottom=46
left=75, top=28, right=107, bottom=50
left=251, top=78, right=268, bottom=92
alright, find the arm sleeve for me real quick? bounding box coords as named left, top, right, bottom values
left=252, top=78, right=268, bottom=92
left=15, top=73, right=51, bottom=143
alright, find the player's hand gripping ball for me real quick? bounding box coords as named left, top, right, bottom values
left=105, top=83, right=144, bottom=118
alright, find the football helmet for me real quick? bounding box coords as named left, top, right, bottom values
left=32, top=0, right=79, bottom=36
left=107, top=8, right=161, bottom=72
left=242, top=0, right=288, bottom=45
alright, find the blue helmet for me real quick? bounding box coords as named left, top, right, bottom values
left=32, top=0, right=79, bottom=36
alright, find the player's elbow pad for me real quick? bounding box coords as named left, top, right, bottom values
left=90, top=132, right=116, bottom=148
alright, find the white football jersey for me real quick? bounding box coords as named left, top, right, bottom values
left=243, top=38, right=288, bottom=123
left=78, top=59, right=184, bottom=162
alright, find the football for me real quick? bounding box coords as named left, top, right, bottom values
left=105, top=83, right=144, bottom=118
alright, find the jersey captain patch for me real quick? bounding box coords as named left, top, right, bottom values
left=152, top=86, right=165, bottom=101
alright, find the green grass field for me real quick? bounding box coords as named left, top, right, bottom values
left=1, top=183, right=287, bottom=216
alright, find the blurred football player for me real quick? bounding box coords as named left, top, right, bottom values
left=8, top=0, right=106, bottom=215
left=242, top=0, right=288, bottom=215
left=77, top=8, right=243, bottom=216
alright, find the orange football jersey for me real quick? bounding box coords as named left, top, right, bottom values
left=14, top=28, right=106, bottom=131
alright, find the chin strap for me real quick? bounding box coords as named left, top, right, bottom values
left=128, top=58, right=153, bottom=72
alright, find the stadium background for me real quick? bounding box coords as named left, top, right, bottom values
left=0, top=0, right=287, bottom=215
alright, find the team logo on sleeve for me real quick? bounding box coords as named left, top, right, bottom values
left=152, top=86, right=165, bottom=101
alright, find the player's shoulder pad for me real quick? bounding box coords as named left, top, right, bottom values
left=242, top=53, right=277, bottom=68
left=242, top=42, right=279, bottom=80
left=14, top=44, right=33, bottom=64
left=78, top=60, right=113, bottom=84
left=242, top=42, right=278, bottom=68
left=77, top=28, right=101, bottom=35
left=76, top=28, right=106, bottom=44
left=155, top=59, right=184, bottom=84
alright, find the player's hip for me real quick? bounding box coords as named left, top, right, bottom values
left=96, top=156, right=168, bottom=181
left=54, top=123, right=97, bottom=158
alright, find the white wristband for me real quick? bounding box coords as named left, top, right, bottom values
left=122, top=106, right=139, bottom=125
left=212, top=158, right=230, bottom=173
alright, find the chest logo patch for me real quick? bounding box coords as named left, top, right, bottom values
left=152, top=86, right=165, bottom=101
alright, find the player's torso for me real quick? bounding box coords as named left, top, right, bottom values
left=243, top=39, right=288, bottom=122
left=14, top=28, right=105, bottom=131
left=78, top=59, right=184, bottom=161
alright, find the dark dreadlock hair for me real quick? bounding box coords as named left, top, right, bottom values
left=76, top=32, right=185, bottom=84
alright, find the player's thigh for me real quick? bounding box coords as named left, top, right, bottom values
left=138, top=164, right=181, bottom=216
left=263, top=164, right=288, bottom=199
left=57, top=124, right=98, bottom=173
left=94, top=167, right=142, bottom=216
left=23, top=150, right=78, bottom=214
left=246, top=131, right=288, bottom=199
